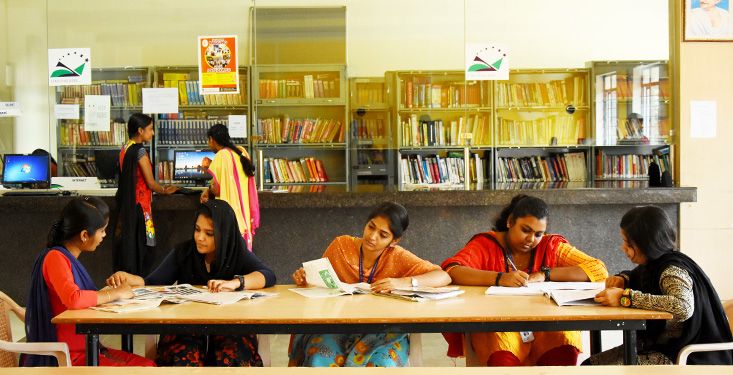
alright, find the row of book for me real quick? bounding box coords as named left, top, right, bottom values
left=263, top=157, right=329, bottom=184
left=400, top=154, right=487, bottom=185
left=59, top=80, right=146, bottom=107
left=162, top=73, right=247, bottom=106
left=59, top=120, right=127, bottom=147
left=496, top=153, right=588, bottom=183
left=612, top=74, right=670, bottom=100
left=495, top=77, right=586, bottom=107
left=157, top=119, right=245, bottom=146
left=258, top=75, right=339, bottom=99
left=353, top=84, right=385, bottom=105
left=352, top=118, right=387, bottom=141
left=496, top=116, right=586, bottom=146
left=254, top=117, right=345, bottom=144
left=401, top=114, right=491, bottom=147
left=270, top=185, right=328, bottom=193
left=62, top=155, right=99, bottom=178
left=156, top=160, right=174, bottom=184
left=595, top=152, right=670, bottom=179
left=402, top=78, right=485, bottom=108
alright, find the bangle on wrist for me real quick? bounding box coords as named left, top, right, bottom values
left=495, top=272, right=503, bottom=286
left=620, top=288, right=633, bottom=307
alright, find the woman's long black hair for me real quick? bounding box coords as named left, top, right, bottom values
left=493, top=194, right=549, bottom=231
left=207, top=123, right=255, bottom=177
left=47, top=196, right=109, bottom=248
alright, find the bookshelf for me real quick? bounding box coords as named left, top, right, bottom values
left=151, top=66, right=250, bottom=184
left=394, top=70, right=493, bottom=190
left=589, top=61, right=673, bottom=183
left=54, top=67, right=152, bottom=186
left=252, top=64, right=349, bottom=191
left=494, top=68, right=592, bottom=184
left=349, top=77, right=394, bottom=192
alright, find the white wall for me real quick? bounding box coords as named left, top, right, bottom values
left=5, top=0, right=668, bottom=154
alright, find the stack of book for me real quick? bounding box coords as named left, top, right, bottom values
left=162, top=73, right=246, bottom=106
left=495, top=76, right=585, bottom=107
left=497, top=115, right=585, bottom=146
left=402, top=78, right=483, bottom=108
left=401, top=114, right=491, bottom=147
left=59, top=120, right=127, bottom=147
left=259, top=74, right=339, bottom=99
left=496, top=152, right=587, bottom=182
left=263, top=157, right=329, bottom=184
left=255, top=117, right=344, bottom=144
left=400, top=153, right=488, bottom=186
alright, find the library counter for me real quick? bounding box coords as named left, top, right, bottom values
left=0, top=187, right=696, bottom=305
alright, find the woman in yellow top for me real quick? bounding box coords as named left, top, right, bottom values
left=441, top=194, right=608, bottom=366
left=201, top=124, right=259, bottom=251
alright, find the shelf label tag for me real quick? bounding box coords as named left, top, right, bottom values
left=0, top=102, right=21, bottom=117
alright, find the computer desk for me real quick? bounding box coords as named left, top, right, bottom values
left=52, top=285, right=672, bottom=366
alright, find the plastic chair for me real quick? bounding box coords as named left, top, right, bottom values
left=677, top=300, right=733, bottom=365
left=407, top=333, right=423, bottom=366
left=0, top=291, right=71, bottom=367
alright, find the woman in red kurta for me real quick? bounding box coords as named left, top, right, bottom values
left=24, top=197, right=154, bottom=367
left=442, top=194, right=608, bottom=366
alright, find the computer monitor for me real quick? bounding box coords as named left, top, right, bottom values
left=173, top=150, right=215, bottom=184
left=2, top=154, right=51, bottom=188
left=93, top=149, right=120, bottom=182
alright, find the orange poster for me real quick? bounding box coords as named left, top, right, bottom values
left=198, top=35, right=239, bottom=94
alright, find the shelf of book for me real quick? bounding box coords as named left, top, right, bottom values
left=397, top=148, right=491, bottom=191
left=350, top=77, right=394, bottom=192
left=54, top=67, right=152, bottom=184
left=593, top=144, right=672, bottom=182
left=253, top=65, right=349, bottom=192
left=151, top=66, right=250, bottom=185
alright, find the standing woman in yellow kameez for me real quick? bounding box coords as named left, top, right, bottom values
left=200, top=124, right=260, bottom=251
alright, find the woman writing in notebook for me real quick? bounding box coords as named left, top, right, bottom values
left=24, top=197, right=154, bottom=367
left=116, top=113, right=177, bottom=275
left=441, top=194, right=608, bottom=366
left=587, top=206, right=732, bottom=365
left=289, top=202, right=451, bottom=367
left=200, top=124, right=259, bottom=251
left=106, top=199, right=276, bottom=367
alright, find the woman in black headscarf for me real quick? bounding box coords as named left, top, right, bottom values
left=107, top=199, right=276, bottom=366
left=588, top=205, right=733, bottom=365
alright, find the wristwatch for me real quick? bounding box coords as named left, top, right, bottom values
left=541, top=266, right=551, bottom=281
left=620, top=288, right=633, bottom=307
left=234, top=275, right=245, bottom=291
left=411, top=277, right=419, bottom=288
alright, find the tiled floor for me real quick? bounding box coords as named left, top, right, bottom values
left=9, top=314, right=623, bottom=366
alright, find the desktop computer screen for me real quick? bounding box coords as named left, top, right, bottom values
left=2, top=154, right=50, bottom=187
left=174, top=150, right=215, bottom=181
left=94, top=149, right=120, bottom=183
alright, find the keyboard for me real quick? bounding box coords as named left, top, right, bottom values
left=2, top=190, right=66, bottom=197
left=174, top=187, right=202, bottom=195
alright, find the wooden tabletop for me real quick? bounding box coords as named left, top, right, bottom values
left=52, top=285, right=671, bottom=326
left=1, top=366, right=729, bottom=374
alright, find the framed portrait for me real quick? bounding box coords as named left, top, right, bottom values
left=684, top=0, right=733, bottom=41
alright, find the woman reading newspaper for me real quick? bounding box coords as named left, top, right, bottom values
left=289, top=202, right=451, bottom=367
left=106, top=199, right=276, bottom=366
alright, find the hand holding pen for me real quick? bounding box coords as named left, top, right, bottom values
left=503, top=257, right=529, bottom=287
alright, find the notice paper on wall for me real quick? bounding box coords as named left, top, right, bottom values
left=142, top=88, right=179, bottom=114
left=228, top=115, right=247, bottom=138
left=0, top=102, right=21, bottom=117
left=690, top=100, right=717, bottom=138
left=54, top=104, right=80, bottom=119
left=84, top=95, right=110, bottom=131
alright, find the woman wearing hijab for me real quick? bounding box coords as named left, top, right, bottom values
left=588, top=206, right=733, bottom=365
left=24, top=197, right=154, bottom=367
left=107, top=199, right=276, bottom=366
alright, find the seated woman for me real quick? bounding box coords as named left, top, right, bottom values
left=441, top=194, right=608, bottom=366
left=24, top=197, right=154, bottom=367
left=588, top=206, right=733, bottom=365
left=289, top=202, right=451, bottom=367
left=107, top=199, right=277, bottom=367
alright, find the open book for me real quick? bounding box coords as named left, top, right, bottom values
left=371, top=286, right=465, bottom=302
left=485, top=281, right=604, bottom=306
left=289, top=258, right=370, bottom=298
left=91, top=284, right=276, bottom=313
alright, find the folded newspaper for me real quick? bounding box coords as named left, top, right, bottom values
left=91, top=284, right=276, bottom=313
left=290, top=258, right=464, bottom=301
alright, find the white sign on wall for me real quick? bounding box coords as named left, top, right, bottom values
left=48, top=48, right=92, bottom=86
left=465, top=43, right=509, bottom=81
left=84, top=95, right=110, bottom=132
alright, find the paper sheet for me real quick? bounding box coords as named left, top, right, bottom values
left=142, top=87, right=179, bottom=114
left=228, top=115, right=247, bottom=138
left=690, top=100, right=717, bottom=138
left=54, top=104, right=80, bottom=119
left=84, top=95, right=110, bottom=131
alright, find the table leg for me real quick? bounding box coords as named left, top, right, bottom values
left=590, top=330, right=602, bottom=355
left=623, top=330, right=637, bottom=365
left=86, top=334, right=99, bottom=366
left=121, top=334, right=133, bottom=353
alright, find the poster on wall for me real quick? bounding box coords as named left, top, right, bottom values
left=197, top=35, right=239, bottom=95
left=684, top=0, right=733, bottom=41
left=465, top=43, right=509, bottom=81
left=84, top=95, right=110, bottom=132
left=48, top=48, right=92, bottom=86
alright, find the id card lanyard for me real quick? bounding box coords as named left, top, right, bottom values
left=359, top=246, right=383, bottom=284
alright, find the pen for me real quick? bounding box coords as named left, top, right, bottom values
left=506, top=257, right=529, bottom=283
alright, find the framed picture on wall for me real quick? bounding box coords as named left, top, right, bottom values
left=684, top=0, right=733, bottom=41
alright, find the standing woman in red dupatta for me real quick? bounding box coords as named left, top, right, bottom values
left=115, top=113, right=177, bottom=275
left=441, top=194, right=608, bottom=366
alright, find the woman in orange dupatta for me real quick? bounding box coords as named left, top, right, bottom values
left=289, top=202, right=451, bottom=367
left=442, top=194, right=608, bottom=366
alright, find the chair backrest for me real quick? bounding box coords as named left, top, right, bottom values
left=0, top=300, right=18, bottom=367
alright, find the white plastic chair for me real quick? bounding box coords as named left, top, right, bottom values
left=0, top=291, right=71, bottom=367
left=676, top=300, right=733, bottom=365
left=407, top=333, right=423, bottom=366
